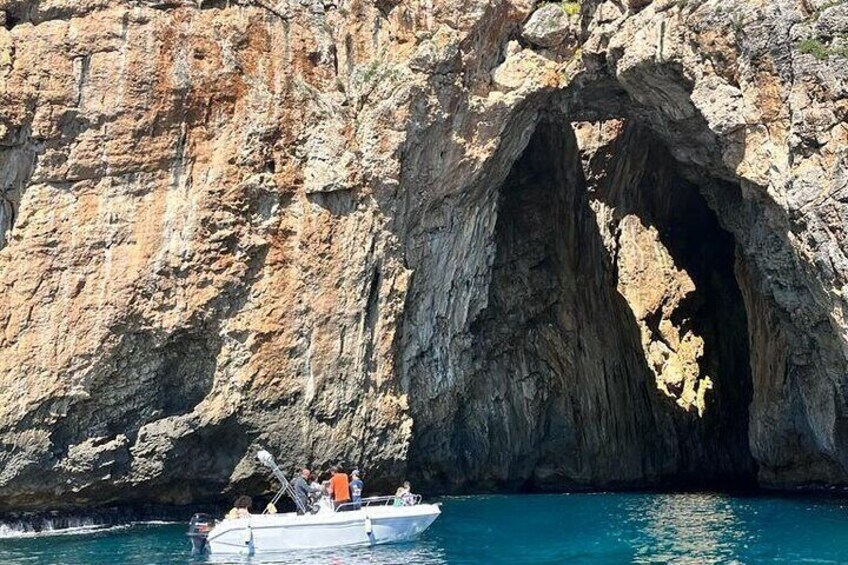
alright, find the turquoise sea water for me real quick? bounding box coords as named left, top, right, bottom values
left=1, top=493, right=847, bottom=564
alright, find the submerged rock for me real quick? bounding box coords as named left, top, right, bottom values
left=0, top=0, right=846, bottom=513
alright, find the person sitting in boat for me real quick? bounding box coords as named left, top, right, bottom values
left=291, top=468, right=312, bottom=515
left=329, top=465, right=352, bottom=511
left=401, top=481, right=415, bottom=505
left=393, top=481, right=415, bottom=506
left=350, top=469, right=364, bottom=510
left=304, top=470, right=324, bottom=512
left=393, top=484, right=408, bottom=507
left=225, top=495, right=253, bottom=520
left=308, top=472, right=322, bottom=493
left=315, top=480, right=334, bottom=514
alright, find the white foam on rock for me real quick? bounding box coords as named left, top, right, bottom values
left=0, top=518, right=178, bottom=539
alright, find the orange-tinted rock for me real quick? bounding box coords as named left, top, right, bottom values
left=0, top=0, right=847, bottom=513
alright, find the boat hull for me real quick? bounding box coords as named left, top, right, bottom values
left=205, top=504, right=440, bottom=554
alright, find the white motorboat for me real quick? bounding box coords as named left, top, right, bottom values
left=188, top=450, right=441, bottom=555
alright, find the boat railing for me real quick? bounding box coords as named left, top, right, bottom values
left=333, top=494, right=422, bottom=512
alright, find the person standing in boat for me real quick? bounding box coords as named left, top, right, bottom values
left=291, top=468, right=312, bottom=515
left=350, top=469, right=364, bottom=509
left=329, top=465, right=352, bottom=510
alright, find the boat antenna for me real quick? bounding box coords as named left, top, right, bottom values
left=257, top=449, right=306, bottom=514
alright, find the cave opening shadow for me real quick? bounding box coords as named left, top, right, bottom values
left=588, top=121, right=757, bottom=489
left=458, top=116, right=755, bottom=492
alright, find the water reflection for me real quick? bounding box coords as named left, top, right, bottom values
left=627, top=493, right=749, bottom=564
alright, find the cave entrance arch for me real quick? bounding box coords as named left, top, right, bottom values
left=405, top=112, right=755, bottom=492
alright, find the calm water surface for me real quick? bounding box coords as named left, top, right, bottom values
left=1, top=493, right=847, bottom=564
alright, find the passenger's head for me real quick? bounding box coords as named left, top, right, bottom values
left=351, top=469, right=360, bottom=478
left=300, top=468, right=310, bottom=479
left=403, top=481, right=410, bottom=489
left=330, top=465, right=338, bottom=475
left=234, top=495, right=253, bottom=510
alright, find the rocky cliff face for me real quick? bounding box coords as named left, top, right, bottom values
left=0, top=0, right=847, bottom=513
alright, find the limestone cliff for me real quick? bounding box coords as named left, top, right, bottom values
left=0, top=0, right=847, bottom=512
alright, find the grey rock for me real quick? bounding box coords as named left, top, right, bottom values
left=816, top=4, right=848, bottom=39
left=522, top=4, right=576, bottom=49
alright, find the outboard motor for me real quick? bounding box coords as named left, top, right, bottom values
left=187, top=513, right=216, bottom=554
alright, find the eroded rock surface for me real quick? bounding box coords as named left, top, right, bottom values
left=0, top=0, right=846, bottom=512
left=522, top=3, right=577, bottom=49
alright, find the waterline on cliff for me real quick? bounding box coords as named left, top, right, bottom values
left=0, top=504, right=208, bottom=539
left=0, top=520, right=179, bottom=540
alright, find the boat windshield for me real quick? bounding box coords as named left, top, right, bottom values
left=333, top=494, right=423, bottom=512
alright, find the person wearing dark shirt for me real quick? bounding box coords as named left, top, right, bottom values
left=350, top=469, right=364, bottom=509
left=291, top=468, right=311, bottom=515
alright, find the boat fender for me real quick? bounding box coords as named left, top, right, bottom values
left=365, top=515, right=373, bottom=535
